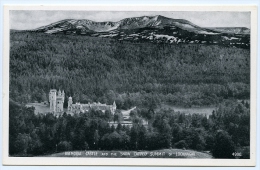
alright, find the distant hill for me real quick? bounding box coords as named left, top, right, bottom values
left=205, top=27, right=250, bottom=34
left=15, top=15, right=250, bottom=49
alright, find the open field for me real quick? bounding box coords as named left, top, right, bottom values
left=159, top=104, right=216, bottom=117
left=43, top=149, right=213, bottom=158
left=26, top=103, right=51, bottom=114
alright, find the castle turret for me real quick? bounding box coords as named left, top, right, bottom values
left=111, top=101, right=116, bottom=114
left=62, top=90, right=65, bottom=102
left=113, top=101, right=116, bottom=108
left=58, top=89, right=62, bottom=96
left=68, top=96, right=73, bottom=111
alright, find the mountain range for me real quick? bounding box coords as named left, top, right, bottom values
left=15, top=15, right=250, bottom=48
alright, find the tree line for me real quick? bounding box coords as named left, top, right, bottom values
left=9, top=99, right=250, bottom=158
left=10, top=32, right=250, bottom=109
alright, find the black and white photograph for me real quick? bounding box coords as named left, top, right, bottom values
left=2, top=5, right=257, bottom=166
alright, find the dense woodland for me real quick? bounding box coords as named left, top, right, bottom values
left=9, top=32, right=250, bottom=158
left=10, top=32, right=250, bottom=109
left=9, top=99, right=250, bottom=158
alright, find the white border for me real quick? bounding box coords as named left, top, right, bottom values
left=2, top=5, right=258, bottom=166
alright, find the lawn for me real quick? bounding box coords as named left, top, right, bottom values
left=159, top=104, right=216, bottom=117
left=26, top=103, right=51, bottom=114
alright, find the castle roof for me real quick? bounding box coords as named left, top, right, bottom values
left=71, top=103, right=112, bottom=111
left=91, top=105, right=111, bottom=111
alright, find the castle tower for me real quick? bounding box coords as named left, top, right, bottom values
left=68, top=96, right=73, bottom=111
left=49, top=89, right=57, bottom=112
left=56, top=89, right=64, bottom=112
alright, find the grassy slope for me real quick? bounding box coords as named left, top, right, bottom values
left=158, top=103, right=216, bottom=116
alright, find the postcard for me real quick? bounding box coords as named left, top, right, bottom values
left=2, top=5, right=257, bottom=166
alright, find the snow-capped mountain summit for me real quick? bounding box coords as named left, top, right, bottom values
left=20, top=15, right=250, bottom=48
left=29, top=15, right=219, bottom=34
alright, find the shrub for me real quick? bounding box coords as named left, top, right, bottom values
left=57, top=141, right=72, bottom=152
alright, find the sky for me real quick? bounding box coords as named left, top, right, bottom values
left=10, top=11, right=251, bottom=30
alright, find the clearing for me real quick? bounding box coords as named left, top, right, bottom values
left=159, top=104, right=216, bottom=117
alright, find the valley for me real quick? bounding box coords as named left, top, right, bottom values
left=9, top=14, right=250, bottom=158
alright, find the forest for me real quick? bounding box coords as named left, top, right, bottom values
left=9, top=99, right=250, bottom=158
left=10, top=32, right=250, bottom=109
left=9, top=32, right=250, bottom=158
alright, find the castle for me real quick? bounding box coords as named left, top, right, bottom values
left=49, top=89, right=116, bottom=114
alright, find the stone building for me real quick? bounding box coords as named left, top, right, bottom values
left=49, top=89, right=65, bottom=112
left=67, top=97, right=116, bottom=114
left=49, top=89, right=116, bottom=114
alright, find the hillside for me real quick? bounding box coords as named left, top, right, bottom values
left=10, top=32, right=250, bottom=109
